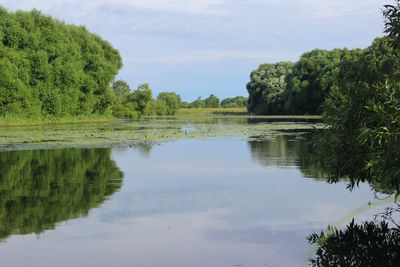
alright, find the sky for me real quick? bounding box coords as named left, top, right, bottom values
left=0, top=0, right=392, bottom=101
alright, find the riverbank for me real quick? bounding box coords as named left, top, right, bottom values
left=0, top=115, right=114, bottom=127
left=0, top=107, right=323, bottom=127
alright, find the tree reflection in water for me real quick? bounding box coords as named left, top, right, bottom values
left=307, top=218, right=400, bottom=267
left=0, top=148, right=123, bottom=241
left=248, top=132, right=400, bottom=266
left=248, top=132, right=325, bottom=179
left=308, top=131, right=400, bottom=267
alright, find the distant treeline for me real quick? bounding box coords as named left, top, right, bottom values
left=182, top=95, right=247, bottom=109
left=246, top=37, right=396, bottom=115
left=0, top=7, right=122, bottom=118
left=111, top=80, right=247, bottom=117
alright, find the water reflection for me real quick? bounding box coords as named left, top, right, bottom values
left=306, top=128, right=400, bottom=266
left=308, top=212, right=400, bottom=266
left=130, top=143, right=154, bottom=158
left=248, top=133, right=325, bottom=179
left=247, top=116, right=322, bottom=124
left=0, top=148, right=123, bottom=241
left=248, top=132, right=400, bottom=266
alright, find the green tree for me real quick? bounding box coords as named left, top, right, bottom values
left=112, top=80, right=131, bottom=97
left=247, top=62, right=293, bottom=115
left=157, top=92, right=181, bottom=115
left=285, top=49, right=360, bottom=115
left=146, top=99, right=168, bottom=116
left=112, top=83, right=153, bottom=119
left=384, top=0, right=400, bottom=48
left=179, top=101, right=189, bottom=108
left=131, top=83, right=152, bottom=114
left=307, top=5, right=400, bottom=265
left=189, top=97, right=205, bottom=108
left=315, top=37, right=400, bottom=189
left=221, top=96, right=248, bottom=108
left=203, top=94, right=220, bottom=108
left=0, top=7, right=122, bottom=118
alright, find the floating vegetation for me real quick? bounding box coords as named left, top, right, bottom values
left=0, top=116, right=324, bottom=151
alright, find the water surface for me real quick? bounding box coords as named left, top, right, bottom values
left=0, top=128, right=379, bottom=267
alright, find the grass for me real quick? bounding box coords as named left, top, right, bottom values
left=0, top=115, right=114, bottom=127
left=176, top=107, right=248, bottom=116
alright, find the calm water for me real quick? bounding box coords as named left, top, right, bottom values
left=0, top=131, right=380, bottom=267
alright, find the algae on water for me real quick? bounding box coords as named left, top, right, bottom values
left=0, top=116, right=324, bottom=151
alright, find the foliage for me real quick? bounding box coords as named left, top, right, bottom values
left=112, top=80, right=130, bottom=97
left=307, top=5, right=400, bottom=260
left=384, top=0, right=400, bottom=49
left=189, top=97, right=205, bottom=108
left=177, top=107, right=247, bottom=116
left=220, top=96, right=247, bottom=108
left=308, top=220, right=400, bottom=267
left=131, top=83, right=152, bottom=114
left=246, top=49, right=363, bottom=115
left=112, top=83, right=153, bottom=119
left=0, top=114, right=113, bottom=127
left=247, top=62, right=293, bottom=115
left=203, top=94, right=220, bottom=108
left=286, top=49, right=361, bottom=115
left=156, top=92, right=181, bottom=115
left=146, top=99, right=168, bottom=116
left=0, top=7, right=122, bottom=118
left=179, top=101, right=189, bottom=109
left=314, top=37, right=400, bottom=193
left=187, top=95, right=221, bottom=109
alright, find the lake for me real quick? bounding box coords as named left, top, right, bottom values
left=0, top=118, right=384, bottom=266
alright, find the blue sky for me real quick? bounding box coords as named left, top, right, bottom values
left=0, top=0, right=391, bottom=101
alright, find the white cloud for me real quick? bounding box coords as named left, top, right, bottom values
left=2, top=0, right=226, bottom=14
left=295, top=0, right=382, bottom=18
left=122, top=0, right=225, bottom=14
left=0, top=0, right=386, bottom=99
left=142, top=50, right=297, bottom=64
left=238, top=0, right=384, bottom=18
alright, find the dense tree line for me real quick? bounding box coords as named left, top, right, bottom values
left=247, top=62, right=293, bottom=114
left=0, top=7, right=122, bottom=118
left=220, top=96, right=247, bottom=108
left=0, top=8, right=184, bottom=119
left=185, top=95, right=247, bottom=109
left=246, top=49, right=364, bottom=115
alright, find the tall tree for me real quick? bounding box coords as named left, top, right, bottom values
left=203, top=94, right=220, bottom=108
left=247, top=62, right=293, bottom=115
left=221, top=96, right=248, bottom=108
left=157, top=92, right=181, bottom=115
left=285, top=49, right=359, bottom=115
left=0, top=7, right=122, bottom=118
left=112, top=80, right=131, bottom=97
